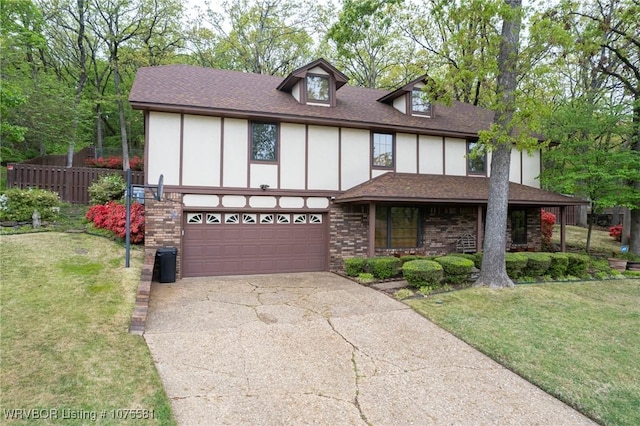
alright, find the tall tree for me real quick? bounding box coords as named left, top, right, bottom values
left=475, top=0, right=523, bottom=288
left=326, top=0, right=412, bottom=89
left=192, top=0, right=314, bottom=76
left=564, top=0, right=640, bottom=255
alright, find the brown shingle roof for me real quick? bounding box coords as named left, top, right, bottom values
left=335, top=173, right=587, bottom=206
left=128, top=64, right=493, bottom=137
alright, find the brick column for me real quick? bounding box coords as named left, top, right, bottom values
left=144, top=191, right=183, bottom=277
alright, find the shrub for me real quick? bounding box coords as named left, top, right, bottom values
left=473, top=252, right=483, bottom=269
left=344, top=257, right=367, bottom=277
left=0, top=188, right=61, bottom=222
left=357, top=272, right=375, bottom=283
left=88, top=174, right=126, bottom=205
left=522, top=252, right=552, bottom=277
left=566, top=253, right=591, bottom=278
left=85, top=155, right=144, bottom=171
left=541, top=209, right=556, bottom=251
left=402, top=259, right=444, bottom=288
left=399, top=255, right=427, bottom=264
left=505, top=252, right=528, bottom=279
left=548, top=253, right=569, bottom=278
left=85, top=201, right=144, bottom=243
left=368, top=256, right=402, bottom=279
left=434, top=255, right=474, bottom=284
left=609, top=224, right=622, bottom=242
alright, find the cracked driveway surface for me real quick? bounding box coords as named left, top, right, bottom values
left=144, top=272, right=594, bottom=426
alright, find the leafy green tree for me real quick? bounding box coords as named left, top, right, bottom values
left=541, top=100, right=640, bottom=253
left=326, top=0, right=414, bottom=89
left=474, top=0, right=524, bottom=288
left=192, top=0, right=315, bottom=76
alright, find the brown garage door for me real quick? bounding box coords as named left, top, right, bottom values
left=182, top=212, right=327, bottom=277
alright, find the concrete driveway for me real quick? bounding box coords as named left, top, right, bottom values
left=144, top=272, right=594, bottom=425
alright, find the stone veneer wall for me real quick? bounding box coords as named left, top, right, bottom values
left=144, top=191, right=183, bottom=278
left=420, top=207, right=478, bottom=255
left=329, top=203, right=369, bottom=270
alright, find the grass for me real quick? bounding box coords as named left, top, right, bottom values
left=553, top=224, right=621, bottom=256
left=408, top=280, right=640, bottom=426
left=0, top=233, right=175, bottom=425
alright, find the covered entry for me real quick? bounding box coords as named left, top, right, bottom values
left=182, top=212, right=327, bottom=277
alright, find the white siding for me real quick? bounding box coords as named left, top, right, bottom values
left=222, top=118, right=248, bottom=187
left=307, top=125, right=339, bottom=190
left=522, top=149, right=541, bottom=188
left=510, top=150, right=522, bottom=184
left=393, top=96, right=406, bottom=114
left=280, top=123, right=306, bottom=189
left=396, top=133, right=417, bottom=173
left=340, top=128, right=370, bottom=190
left=418, top=135, right=443, bottom=174
left=183, top=194, right=219, bottom=207
left=309, top=66, right=329, bottom=75
left=444, top=137, right=467, bottom=176
left=182, top=115, right=221, bottom=186
left=148, top=112, right=181, bottom=185
left=250, top=163, right=278, bottom=189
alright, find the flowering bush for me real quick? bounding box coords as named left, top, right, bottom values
left=541, top=209, right=556, bottom=251
left=0, top=188, right=61, bottom=222
left=609, top=224, right=622, bottom=242
left=85, top=155, right=143, bottom=171
left=86, top=201, right=144, bottom=243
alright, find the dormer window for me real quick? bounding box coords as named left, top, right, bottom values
left=411, top=88, right=431, bottom=116
left=306, top=74, right=330, bottom=103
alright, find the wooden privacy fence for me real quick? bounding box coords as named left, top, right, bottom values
left=544, top=206, right=577, bottom=226
left=6, top=164, right=144, bottom=204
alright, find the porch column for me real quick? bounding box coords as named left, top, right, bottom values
left=560, top=206, right=566, bottom=252
left=368, top=202, right=376, bottom=257
left=476, top=205, right=484, bottom=252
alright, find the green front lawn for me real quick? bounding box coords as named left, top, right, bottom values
left=0, top=233, right=175, bottom=425
left=408, top=280, right=640, bottom=426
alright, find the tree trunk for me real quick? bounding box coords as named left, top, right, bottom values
left=575, top=205, right=588, bottom=227
left=475, top=0, right=522, bottom=289
left=67, top=0, right=88, bottom=167
left=112, top=57, right=130, bottom=171
left=630, top=100, right=640, bottom=255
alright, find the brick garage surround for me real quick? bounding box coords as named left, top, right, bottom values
left=329, top=203, right=369, bottom=270
left=144, top=191, right=183, bottom=277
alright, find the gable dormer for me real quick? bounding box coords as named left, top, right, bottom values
left=377, top=75, right=433, bottom=118
left=277, top=58, right=349, bottom=107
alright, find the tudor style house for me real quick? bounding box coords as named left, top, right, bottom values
left=129, top=58, right=583, bottom=278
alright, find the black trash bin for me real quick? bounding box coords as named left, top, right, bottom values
left=156, top=247, right=177, bottom=283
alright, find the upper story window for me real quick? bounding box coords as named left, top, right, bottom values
left=251, top=122, right=278, bottom=162
left=372, top=132, right=394, bottom=168
left=306, top=74, right=330, bottom=103
left=411, top=88, right=431, bottom=115
left=467, top=141, right=486, bottom=175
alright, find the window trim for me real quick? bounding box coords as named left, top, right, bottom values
left=466, top=140, right=487, bottom=176
left=250, top=121, right=279, bottom=163
left=409, top=87, right=432, bottom=117
left=305, top=73, right=331, bottom=105
left=371, top=131, right=395, bottom=169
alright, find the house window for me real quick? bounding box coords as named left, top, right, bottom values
left=375, top=207, right=420, bottom=249
left=306, top=75, right=330, bottom=103
left=372, top=132, right=394, bottom=168
left=467, top=141, right=486, bottom=175
left=251, top=122, right=278, bottom=161
left=411, top=88, right=431, bottom=115
left=511, top=209, right=527, bottom=245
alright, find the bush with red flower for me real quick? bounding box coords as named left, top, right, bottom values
left=86, top=201, right=145, bottom=243
left=541, top=209, right=556, bottom=251
left=85, top=155, right=144, bottom=171
left=609, top=224, right=623, bottom=242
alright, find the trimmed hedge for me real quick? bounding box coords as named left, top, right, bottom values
left=473, top=252, right=483, bottom=269
left=548, top=253, right=569, bottom=278
left=88, top=174, right=126, bottom=205
left=434, top=255, right=475, bottom=284
left=368, top=256, right=402, bottom=279
left=399, top=255, right=427, bottom=264
left=344, top=257, right=367, bottom=277
left=566, top=253, right=591, bottom=278
left=522, top=252, right=552, bottom=277
left=402, top=260, right=443, bottom=288
left=505, top=252, right=528, bottom=279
